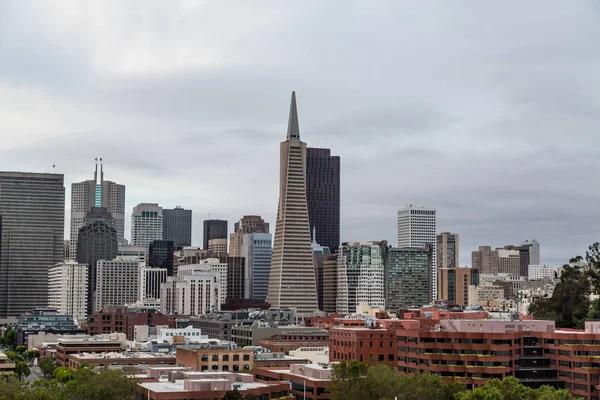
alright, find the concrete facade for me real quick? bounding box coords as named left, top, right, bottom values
left=95, top=257, right=142, bottom=312
left=241, top=232, right=272, bottom=300
left=229, top=215, right=269, bottom=257
left=48, top=261, right=88, bottom=321
left=131, top=203, right=163, bottom=248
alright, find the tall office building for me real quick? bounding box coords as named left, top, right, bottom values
left=438, top=267, right=479, bottom=306
left=160, top=265, right=219, bottom=315
left=386, top=245, right=433, bottom=310
left=163, top=206, right=192, bottom=248
left=397, top=205, right=437, bottom=300
left=266, top=92, right=319, bottom=314
left=179, top=261, right=227, bottom=309
left=472, top=246, right=500, bottom=275
left=306, top=148, right=340, bottom=254
left=48, top=261, right=88, bottom=322
left=336, top=242, right=386, bottom=314
left=218, top=255, right=245, bottom=304
left=70, top=161, right=125, bottom=258
left=497, top=247, right=521, bottom=275
left=519, top=239, right=540, bottom=277
left=229, top=215, right=269, bottom=257
left=0, top=172, right=65, bottom=318
left=139, top=267, right=168, bottom=302
left=131, top=203, right=163, bottom=247
left=436, top=232, right=459, bottom=301
left=94, top=257, right=142, bottom=312
left=76, top=207, right=118, bottom=315
left=241, top=233, right=272, bottom=300
left=203, top=219, right=228, bottom=250
left=321, top=256, right=339, bottom=313
left=208, top=239, right=228, bottom=256
left=149, top=240, right=174, bottom=276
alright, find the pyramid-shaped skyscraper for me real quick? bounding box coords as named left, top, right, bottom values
left=266, top=92, right=318, bottom=313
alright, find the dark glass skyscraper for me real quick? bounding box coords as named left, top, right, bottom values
left=203, top=219, right=228, bottom=250
left=0, top=172, right=65, bottom=318
left=76, top=207, right=118, bottom=315
left=149, top=240, right=174, bottom=276
left=306, top=148, right=340, bottom=254
left=163, top=206, right=192, bottom=249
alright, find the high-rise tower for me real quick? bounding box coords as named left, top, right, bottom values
left=266, top=92, right=318, bottom=314
left=306, top=148, right=340, bottom=254
left=397, top=205, right=437, bottom=300
left=70, top=160, right=125, bottom=258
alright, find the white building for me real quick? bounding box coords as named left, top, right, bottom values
left=95, top=257, right=143, bottom=312
left=528, top=264, right=556, bottom=280
left=196, top=259, right=228, bottom=306
left=397, top=205, right=437, bottom=300
left=497, top=249, right=520, bottom=275
left=469, top=282, right=506, bottom=306
left=158, top=326, right=208, bottom=344
left=48, top=261, right=88, bottom=321
left=118, top=244, right=147, bottom=264
left=241, top=233, right=272, bottom=300
left=131, top=203, right=163, bottom=247
left=336, top=242, right=385, bottom=314
left=160, top=265, right=220, bottom=315
left=139, top=267, right=168, bottom=302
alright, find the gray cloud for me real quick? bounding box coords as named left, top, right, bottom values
left=1, top=0, right=599, bottom=266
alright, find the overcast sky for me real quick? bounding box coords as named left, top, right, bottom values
left=1, top=1, right=599, bottom=266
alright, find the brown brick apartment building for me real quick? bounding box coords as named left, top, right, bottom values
left=260, top=329, right=329, bottom=353
left=330, top=319, right=600, bottom=400
left=177, top=347, right=254, bottom=372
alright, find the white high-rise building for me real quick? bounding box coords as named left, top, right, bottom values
left=336, top=242, right=385, bottom=314
left=95, top=257, right=142, bottom=312
left=178, top=261, right=228, bottom=308
left=397, top=205, right=437, bottom=300
left=160, top=265, right=220, bottom=315
left=241, top=233, right=273, bottom=300
left=48, top=261, right=88, bottom=322
left=528, top=264, right=556, bottom=280
left=131, top=203, right=163, bottom=247
left=70, top=161, right=126, bottom=259
left=139, top=267, right=168, bottom=302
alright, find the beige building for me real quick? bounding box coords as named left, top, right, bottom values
left=228, top=216, right=269, bottom=257
left=469, top=282, right=505, bottom=306
left=208, top=239, right=227, bottom=256
left=0, top=353, right=16, bottom=376
left=438, top=267, right=477, bottom=306
left=471, top=246, right=500, bottom=274
left=497, top=248, right=520, bottom=275
left=436, top=232, right=459, bottom=269
left=266, top=92, right=318, bottom=314
left=176, top=347, right=254, bottom=372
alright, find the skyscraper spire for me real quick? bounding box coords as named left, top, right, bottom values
left=286, top=91, right=300, bottom=141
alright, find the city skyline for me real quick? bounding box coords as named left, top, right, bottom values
left=1, top=2, right=598, bottom=268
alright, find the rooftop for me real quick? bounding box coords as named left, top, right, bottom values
left=72, top=352, right=175, bottom=360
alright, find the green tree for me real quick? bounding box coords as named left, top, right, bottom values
left=25, top=349, right=40, bottom=362
left=5, top=350, right=23, bottom=362
left=53, top=366, right=75, bottom=383
left=223, top=388, right=245, bottom=400
left=327, top=360, right=370, bottom=400
left=64, top=366, right=138, bottom=400
left=2, top=325, right=17, bottom=350
left=39, top=357, right=58, bottom=378
left=455, top=377, right=579, bottom=400
left=15, top=360, right=31, bottom=380
left=15, top=345, right=28, bottom=354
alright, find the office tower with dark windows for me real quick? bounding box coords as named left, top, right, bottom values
left=149, top=240, right=175, bottom=276
left=70, top=160, right=125, bottom=259
left=266, top=92, right=318, bottom=314
left=386, top=245, right=433, bottom=310
left=163, top=206, right=192, bottom=249
left=306, top=148, right=340, bottom=254
left=131, top=203, right=163, bottom=247
left=203, top=219, right=228, bottom=250
left=76, top=207, right=118, bottom=315
left=229, top=215, right=269, bottom=257
left=219, top=256, right=246, bottom=304
left=241, top=233, right=272, bottom=300
left=0, top=172, right=65, bottom=318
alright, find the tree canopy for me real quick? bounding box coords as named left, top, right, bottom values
left=530, top=242, right=600, bottom=329
left=455, top=377, right=578, bottom=400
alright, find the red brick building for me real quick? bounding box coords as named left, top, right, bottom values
left=330, top=318, right=600, bottom=400
left=260, top=329, right=329, bottom=353
left=82, top=306, right=176, bottom=339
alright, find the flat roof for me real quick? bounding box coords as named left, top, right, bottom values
left=72, top=352, right=175, bottom=359
left=139, top=379, right=270, bottom=393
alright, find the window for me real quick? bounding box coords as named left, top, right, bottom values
left=222, top=355, right=229, bottom=362
left=243, top=354, right=250, bottom=361
left=212, top=354, right=219, bottom=362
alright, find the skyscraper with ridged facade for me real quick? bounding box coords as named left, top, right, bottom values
left=266, top=92, right=318, bottom=314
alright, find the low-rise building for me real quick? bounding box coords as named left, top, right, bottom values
left=82, top=306, right=175, bottom=339
left=138, top=369, right=290, bottom=400
left=16, top=308, right=86, bottom=345
left=255, top=363, right=333, bottom=400
left=0, top=353, right=16, bottom=376
left=176, top=346, right=254, bottom=372
left=259, top=329, right=329, bottom=353
left=54, top=334, right=126, bottom=366
left=67, top=351, right=176, bottom=370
